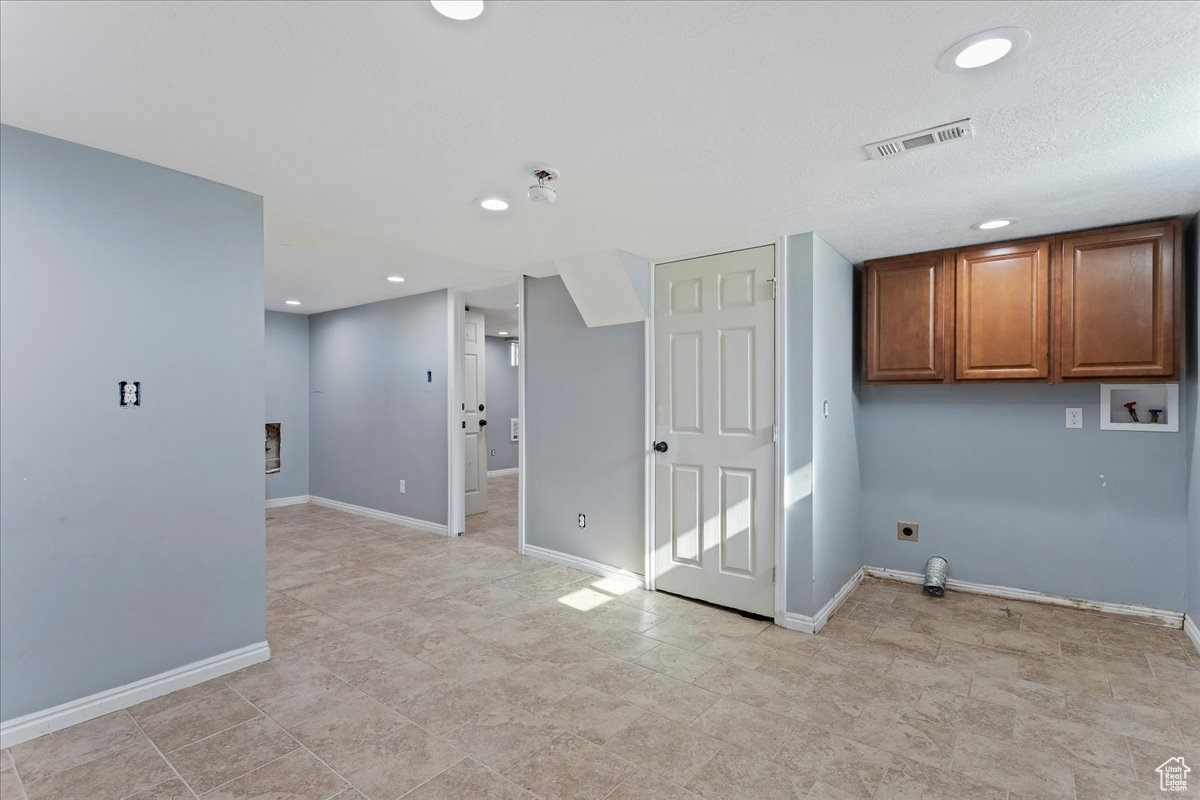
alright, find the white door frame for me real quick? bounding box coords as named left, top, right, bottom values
left=643, top=239, right=786, bottom=625
left=446, top=278, right=525, bottom=542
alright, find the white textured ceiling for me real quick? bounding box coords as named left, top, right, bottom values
left=2, top=0, right=1198, bottom=314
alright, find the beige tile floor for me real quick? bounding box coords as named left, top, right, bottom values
left=4, top=498, right=1198, bottom=800
left=464, top=473, right=519, bottom=550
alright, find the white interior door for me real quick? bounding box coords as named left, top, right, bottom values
left=463, top=310, right=489, bottom=516
left=653, top=245, right=775, bottom=616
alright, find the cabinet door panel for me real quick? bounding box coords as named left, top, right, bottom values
left=864, top=252, right=952, bottom=382
left=1055, top=220, right=1179, bottom=380
left=955, top=241, right=1050, bottom=381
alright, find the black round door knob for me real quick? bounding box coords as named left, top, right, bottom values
left=653, top=441, right=669, bottom=453
left=478, top=404, right=485, bottom=412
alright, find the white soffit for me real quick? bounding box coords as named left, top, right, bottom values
left=554, top=250, right=650, bottom=328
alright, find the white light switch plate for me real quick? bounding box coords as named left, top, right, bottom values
left=398, top=480, right=406, bottom=494
left=1065, top=408, right=1083, bottom=429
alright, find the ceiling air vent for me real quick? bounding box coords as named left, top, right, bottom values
left=864, top=118, right=975, bottom=160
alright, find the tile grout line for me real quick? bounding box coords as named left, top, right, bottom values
left=11, top=726, right=153, bottom=793
left=193, top=747, right=301, bottom=796
left=220, top=681, right=367, bottom=799
left=125, top=711, right=202, bottom=800
left=147, top=693, right=267, bottom=756
left=7, top=753, right=30, bottom=800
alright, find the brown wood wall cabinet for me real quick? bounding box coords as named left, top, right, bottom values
left=1054, top=220, right=1180, bottom=381
left=955, top=240, right=1050, bottom=381
left=863, top=218, right=1182, bottom=385
left=863, top=251, right=953, bottom=383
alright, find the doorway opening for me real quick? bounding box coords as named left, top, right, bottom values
left=447, top=279, right=522, bottom=551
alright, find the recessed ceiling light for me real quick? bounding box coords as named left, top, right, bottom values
left=478, top=196, right=509, bottom=212
left=386, top=275, right=406, bottom=283
left=497, top=331, right=509, bottom=336
left=939, top=27, right=1030, bottom=72
left=972, top=218, right=1016, bottom=230
left=431, top=0, right=484, bottom=21
left=285, top=299, right=302, bottom=306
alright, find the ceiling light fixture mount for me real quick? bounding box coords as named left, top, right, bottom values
left=528, top=167, right=559, bottom=203
left=938, top=27, right=1030, bottom=72
left=972, top=218, right=1016, bottom=230
left=478, top=196, right=509, bottom=212
left=430, top=0, right=484, bottom=21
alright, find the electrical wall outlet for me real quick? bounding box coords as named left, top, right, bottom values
left=897, top=521, right=919, bottom=542
left=490, top=449, right=496, bottom=457
left=398, top=480, right=406, bottom=494
left=1065, top=407, right=1083, bottom=429
left=118, top=380, right=141, bottom=407
left=578, top=513, right=586, bottom=529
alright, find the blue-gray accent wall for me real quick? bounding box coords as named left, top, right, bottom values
left=0, top=125, right=266, bottom=721
left=307, top=291, right=448, bottom=526
left=1185, top=212, right=1198, bottom=622
left=784, top=233, right=862, bottom=617
left=523, top=276, right=645, bottom=574
left=485, top=336, right=519, bottom=472
left=265, top=311, right=310, bottom=500
left=859, top=382, right=1189, bottom=612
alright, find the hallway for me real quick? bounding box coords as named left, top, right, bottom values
left=464, top=472, right=518, bottom=551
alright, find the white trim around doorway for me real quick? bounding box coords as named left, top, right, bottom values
left=447, top=278, right=525, bottom=543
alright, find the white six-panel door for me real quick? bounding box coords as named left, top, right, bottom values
left=653, top=245, right=775, bottom=616
left=463, top=310, right=489, bottom=516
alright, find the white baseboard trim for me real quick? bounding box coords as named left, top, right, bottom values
left=779, top=566, right=864, bottom=634
left=265, top=495, right=310, bottom=508
left=780, top=612, right=817, bottom=634
left=864, top=566, right=1183, bottom=628
left=309, top=496, right=449, bottom=536
left=487, top=467, right=519, bottom=477
left=521, top=543, right=645, bottom=586
left=0, top=641, right=270, bottom=749
left=1185, top=615, right=1200, bottom=654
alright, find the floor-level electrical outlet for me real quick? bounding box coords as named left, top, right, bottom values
left=897, top=521, right=919, bottom=542
left=1065, top=407, right=1083, bottom=429
left=578, top=513, right=586, bottom=529
left=398, top=480, right=406, bottom=494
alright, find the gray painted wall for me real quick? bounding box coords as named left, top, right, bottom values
left=810, top=236, right=862, bottom=612
left=1185, top=213, right=1198, bottom=621
left=265, top=311, right=310, bottom=500
left=0, top=125, right=265, bottom=721
left=308, top=291, right=448, bottom=526
left=524, top=276, right=645, bottom=574
left=784, top=233, right=862, bottom=616
left=783, top=235, right=816, bottom=615
left=485, top=336, right=519, bottom=472
left=859, top=382, right=1189, bottom=611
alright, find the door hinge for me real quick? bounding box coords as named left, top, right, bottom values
left=772, top=423, right=777, bottom=442
left=772, top=565, right=776, bottom=583
left=767, top=277, right=777, bottom=300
